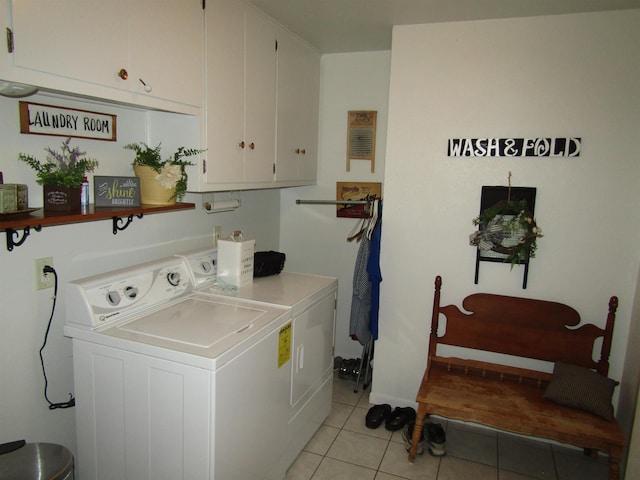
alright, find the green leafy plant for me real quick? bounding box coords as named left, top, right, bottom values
left=469, top=199, right=543, bottom=266
left=125, top=142, right=203, bottom=201
left=18, top=138, right=99, bottom=188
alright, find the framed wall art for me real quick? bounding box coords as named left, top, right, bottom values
left=336, top=181, right=381, bottom=218
left=347, top=110, right=377, bottom=172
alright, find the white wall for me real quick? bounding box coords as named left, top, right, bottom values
left=280, top=51, right=390, bottom=360
left=372, top=9, right=640, bottom=417
left=0, top=93, right=281, bottom=455
left=621, top=266, right=640, bottom=473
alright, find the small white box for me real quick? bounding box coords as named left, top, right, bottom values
left=217, top=238, right=255, bottom=287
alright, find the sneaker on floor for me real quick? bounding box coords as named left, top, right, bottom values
left=427, top=443, right=446, bottom=456
left=338, top=358, right=354, bottom=378
left=425, top=422, right=446, bottom=456
left=402, top=423, right=424, bottom=455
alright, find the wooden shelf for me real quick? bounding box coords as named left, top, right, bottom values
left=1, top=202, right=195, bottom=251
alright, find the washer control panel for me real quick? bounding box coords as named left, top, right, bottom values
left=176, top=248, right=218, bottom=289
left=66, top=258, right=193, bottom=328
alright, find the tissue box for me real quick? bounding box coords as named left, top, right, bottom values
left=0, top=184, right=28, bottom=213
left=218, top=238, right=255, bottom=287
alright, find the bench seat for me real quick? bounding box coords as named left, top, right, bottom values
left=409, top=276, right=626, bottom=480
left=419, top=357, right=625, bottom=454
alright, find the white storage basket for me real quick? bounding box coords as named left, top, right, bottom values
left=217, top=236, right=255, bottom=287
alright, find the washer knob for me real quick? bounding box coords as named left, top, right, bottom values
left=167, top=271, right=181, bottom=286
left=201, top=261, right=212, bottom=273
left=106, top=290, right=121, bottom=306
left=124, top=286, right=139, bottom=299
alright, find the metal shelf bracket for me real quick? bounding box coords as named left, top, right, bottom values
left=112, top=213, right=144, bottom=235
left=5, top=225, right=42, bottom=251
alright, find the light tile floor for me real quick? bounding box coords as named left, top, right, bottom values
left=285, top=375, right=610, bottom=480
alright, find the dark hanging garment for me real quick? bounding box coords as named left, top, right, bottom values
left=367, top=203, right=382, bottom=340
left=349, top=234, right=372, bottom=345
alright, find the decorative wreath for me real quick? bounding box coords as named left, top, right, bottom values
left=469, top=199, right=543, bottom=266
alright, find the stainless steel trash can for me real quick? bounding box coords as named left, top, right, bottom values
left=0, top=442, right=74, bottom=479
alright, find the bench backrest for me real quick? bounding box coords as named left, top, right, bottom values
left=429, top=276, right=618, bottom=376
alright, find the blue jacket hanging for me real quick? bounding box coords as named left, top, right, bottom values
left=367, top=204, right=382, bottom=340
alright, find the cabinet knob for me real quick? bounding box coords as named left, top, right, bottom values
left=138, top=78, right=152, bottom=92
left=117, top=68, right=128, bottom=80
left=238, top=141, right=245, bottom=149
left=249, top=142, right=255, bottom=150
left=295, top=148, right=306, bottom=155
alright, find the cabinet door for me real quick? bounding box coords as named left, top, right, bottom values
left=204, top=0, right=276, bottom=187
left=296, top=41, right=320, bottom=183
left=10, top=0, right=127, bottom=88
left=275, top=28, right=320, bottom=184
left=129, top=0, right=204, bottom=107
left=275, top=28, right=302, bottom=182
left=204, top=0, right=246, bottom=185
left=243, top=6, right=276, bottom=184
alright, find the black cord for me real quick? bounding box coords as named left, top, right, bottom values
left=39, top=265, right=75, bottom=410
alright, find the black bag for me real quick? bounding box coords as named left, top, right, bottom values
left=253, top=251, right=286, bottom=277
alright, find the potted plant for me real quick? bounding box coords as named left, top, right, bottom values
left=18, top=138, right=99, bottom=211
left=124, top=142, right=202, bottom=205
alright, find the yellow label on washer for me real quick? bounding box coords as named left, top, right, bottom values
left=278, top=322, right=292, bottom=368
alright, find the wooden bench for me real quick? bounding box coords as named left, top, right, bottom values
left=409, top=276, right=626, bottom=479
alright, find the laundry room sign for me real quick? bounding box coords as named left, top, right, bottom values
left=448, top=137, right=581, bottom=157
left=19, top=101, right=117, bottom=141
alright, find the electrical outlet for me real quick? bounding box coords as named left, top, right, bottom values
left=213, top=226, right=222, bottom=248
left=35, top=257, right=54, bottom=290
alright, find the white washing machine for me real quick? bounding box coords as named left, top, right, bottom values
left=65, top=256, right=293, bottom=480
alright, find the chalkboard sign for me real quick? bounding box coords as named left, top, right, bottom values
left=94, top=176, right=140, bottom=207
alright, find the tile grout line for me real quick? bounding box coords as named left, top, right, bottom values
left=550, top=443, right=560, bottom=480
left=333, top=379, right=392, bottom=478
left=318, top=385, right=360, bottom=476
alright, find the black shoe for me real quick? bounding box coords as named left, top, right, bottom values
left=333, top=356, right=344, bottom=370
left=385, top=407, right=416, bottom=431
left=338, top=358, right=355, bottom=378
left=351, top=358, right=361, bottom=377
left=365, top=404, right=391, bottom=429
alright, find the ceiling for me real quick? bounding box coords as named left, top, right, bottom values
left=245, top=0, right=640, bottom=53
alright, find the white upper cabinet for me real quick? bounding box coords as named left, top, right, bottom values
left=201, top=0, right=276, bottom=190
left=194, top=0, right=320, bottom=191
left=10, top=1, right=128, bottom=88
left=275, top=28, right=320, bottom=185
left=128, top=1, right=203, bottom=108
left=6, top=0, right=203, bottom=111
